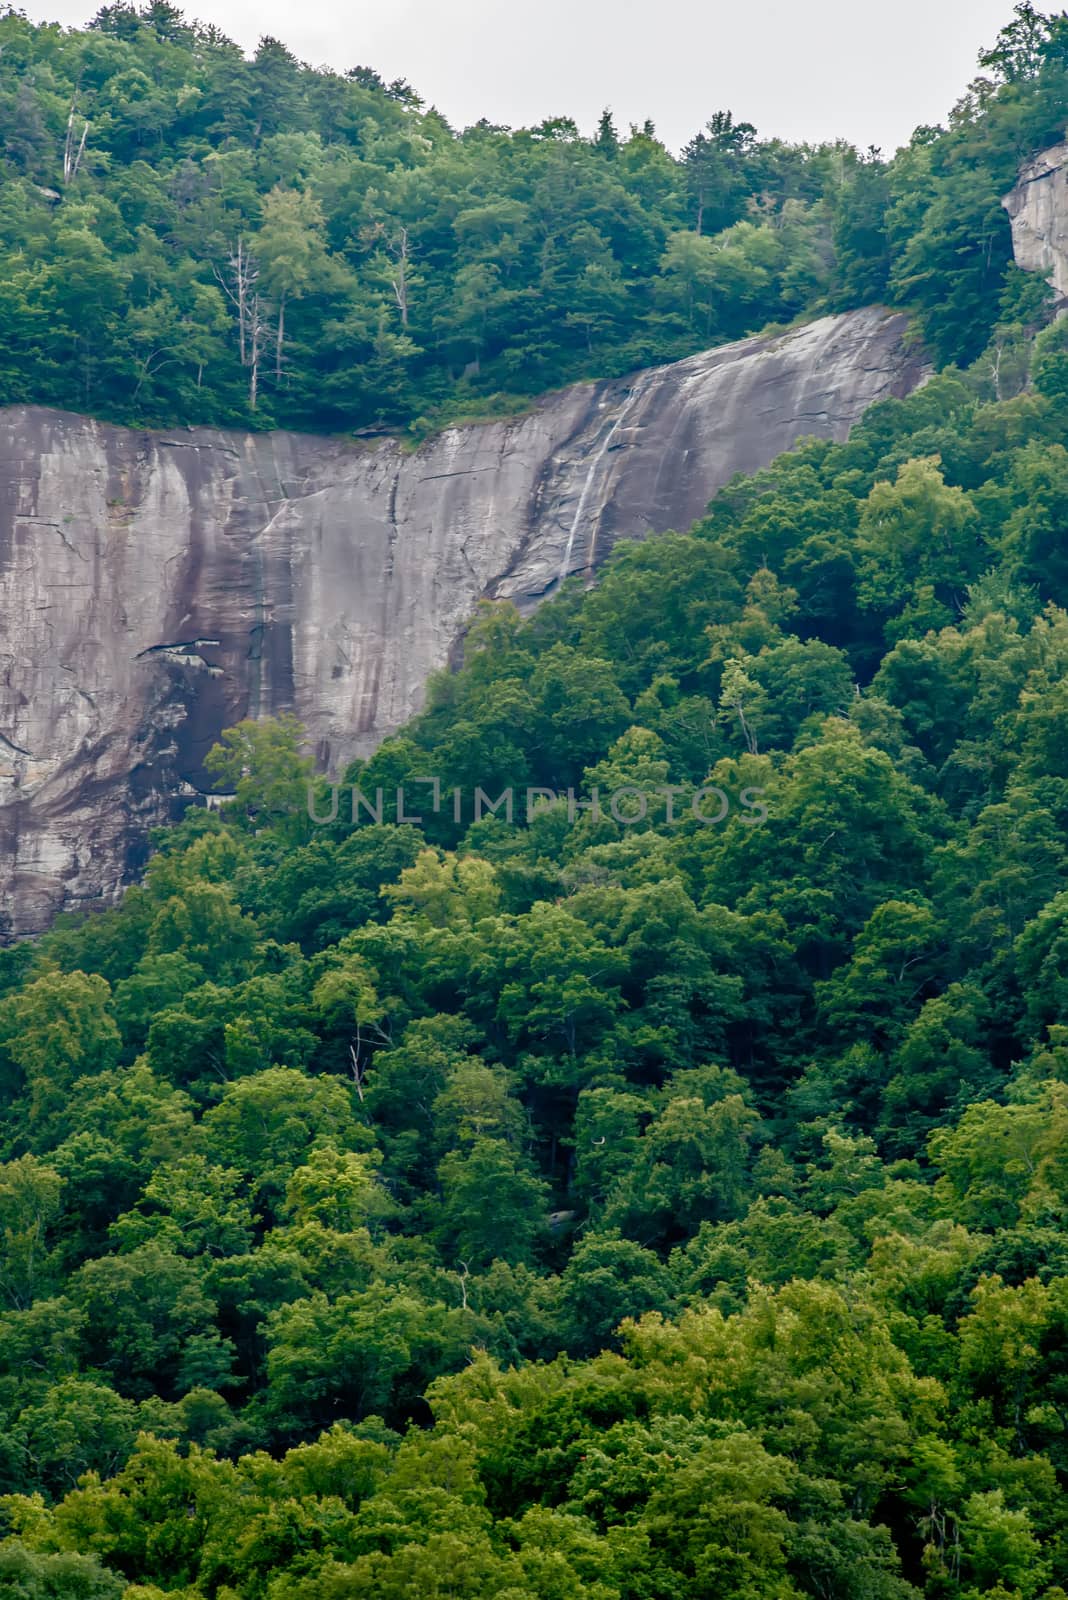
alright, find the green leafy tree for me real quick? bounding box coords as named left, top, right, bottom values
left=0, top=972, right=121, bottom=1127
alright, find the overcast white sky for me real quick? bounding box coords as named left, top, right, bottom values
left=28, top=0, right=1017, bottom=155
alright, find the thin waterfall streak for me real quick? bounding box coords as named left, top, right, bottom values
left=556, top=373, right=654, bottom=589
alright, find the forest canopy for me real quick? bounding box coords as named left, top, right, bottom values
left=0, top=0, right=1064, bottom=433
left=3, top=245, right=1068, bottom=1600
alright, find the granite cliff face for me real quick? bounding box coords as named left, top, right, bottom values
left=0, top=306, right=924, bottom=935
left=1003, top=141, right=1068, bottom=301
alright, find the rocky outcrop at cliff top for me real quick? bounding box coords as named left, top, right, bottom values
left=0, top=306, right=925, bottom=937
left=1003, top=141, right=1068, bottom=301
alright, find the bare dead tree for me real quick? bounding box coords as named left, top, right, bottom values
left=213, top=241, right=251, bottom=366
left=214, top=239, right=265, bottom=410
left=390, top=225, right=411, bottom=328
left=275, top=291, right=286, bottom=380
left=348, top=1015, right=393, bottom=1102
left=248, top=290, right=264, bottom=411
left=348, top=1042, right=366, bottom=1103
left=62, top=98, right=89, bottom=186
left=360, top=221, right=413, bottom=328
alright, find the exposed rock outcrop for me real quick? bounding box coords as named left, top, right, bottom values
left=0, top=306, right=924, bottom=936
left=1003, top=141, right=1068, bottom=301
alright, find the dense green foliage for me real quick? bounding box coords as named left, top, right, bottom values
left=5, top=270, right=1068, bottom=1598
left=0, top=0, right=1064, bottom=433
left=6, top=4, right=1068, bottom=1597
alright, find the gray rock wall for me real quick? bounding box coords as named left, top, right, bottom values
left=0, top=306, right=924, bottom=935
left=1003, top=141, right=1068, bottom=302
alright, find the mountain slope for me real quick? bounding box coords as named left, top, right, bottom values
left=0, top=307, right=922, bottom=937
